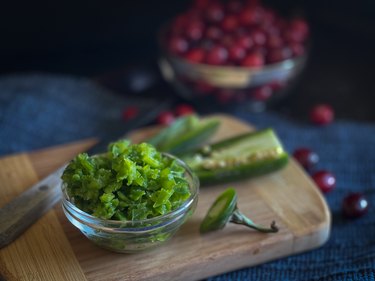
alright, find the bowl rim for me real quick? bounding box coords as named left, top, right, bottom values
left=61, top=152, right=200, bottom=229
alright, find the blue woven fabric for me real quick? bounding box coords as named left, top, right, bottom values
left=0, top=74, right=155, bottom=155
left=0, top=75, right=374, bottom=280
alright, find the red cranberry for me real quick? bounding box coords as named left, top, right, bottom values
left=205, top=3, right=225, bottom=23
left=289, top=18, right=309, bottom=41
left=310, top=104, right=334, bottom=125
left=193, top=0, right=211, bottom=9
left=293, top=147, right=319, bottom=170
left=168, top=36, right=189, bottom=55
left=194, top=81, right=215, bottom=95
left=184, top=48, right=206, bottom=63
left=186, top=20, right=205, bottom=41
left=236, top=35, right=254, bottom=50
left=266, top=47, right=292, bottom=63
left=175, top=104, right=195, bottom=116
left=265, top=24, right=282, bottom=37
left=220, top=34, right=235, bottom=47
left=157, top=111, right=175, bottom=125
left=228, top=45, right=246, bottom=63
left=312, top=170, right=336, bottom=193
left=252, top=46, right=268, bottom=56
left=205, top=26, right=223, bottom=41
left=172, top=14, right=189, bottom=33
left=122, top=106, right=139, bottom=121
left=262, top=9, right=276, bottom=25
left=274, top=18, right=288, bottom=32
left=239, top=8, right=260, bottom=26
left=227, top=0, right=243, bottom=13
left=206, top=46, right=228, bottom=65
left=266, top=34, right=283, bottom=49
left=241, top=52, right=265, bottom=67
left=185, top=9, right=203, bottom=20
left=289, top=42, right=305, bottom=57
left=342, top=193, right=369, bottom=219
left=221, top=15, right=239, bottom=32
left=252, top=85, right=273, bottom=101
left=250, top=28, right=267, bottom=46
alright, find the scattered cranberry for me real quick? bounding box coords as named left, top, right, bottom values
left=175, top=104, right=195, bottom=116
left=205, top=46, right=228, bottom=65
left=312, top=170, right=336, bottom=193
left=122, top=106, right=139, bottom=121
left=241, top=52, right=264, bottom=67
left=252, top=85, right=273, bottom=101
left=184, top=48, right=206, bottom=63
left=168, top=36, right=189, bottom=55
left=310, top=104, right=335, bottom=125
left=342, top=193, right=369, bottom=219
left=157, top=111, right=175, bottom=125
left=293, top=147, right=319, bottom=170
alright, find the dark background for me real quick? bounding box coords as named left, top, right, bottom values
left=1, top=0, right=375, bottom=121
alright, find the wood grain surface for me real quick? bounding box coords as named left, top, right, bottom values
left=0, top=114, right=331, bottom=281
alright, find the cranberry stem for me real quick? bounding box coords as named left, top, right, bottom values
left=230, top=208, right=279, bottom=233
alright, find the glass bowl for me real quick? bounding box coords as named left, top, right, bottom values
left=158, top=50, right=307, bottom=111
left=61, top=153, right=199, bottom=253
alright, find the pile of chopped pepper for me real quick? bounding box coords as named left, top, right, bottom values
left=62, top=141, right=191, bottom=220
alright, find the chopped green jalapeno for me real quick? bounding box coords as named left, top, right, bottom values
left=182, top=128, right=288, bottom=185
left=61, top=141, right=191, bottom=220
left=200, top=188, right=278, bottom=234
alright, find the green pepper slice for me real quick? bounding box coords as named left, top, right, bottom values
left=182, top=128, right=289, bottom=185
left=148, top=115, right=220, bottom=155
left=200, top=188, right=237, bottom=233
left=200, top=188, right=278, bottom=234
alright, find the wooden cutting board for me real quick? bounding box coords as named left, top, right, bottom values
left=0, top=114, right=330, bottom=281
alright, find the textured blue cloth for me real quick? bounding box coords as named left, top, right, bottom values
left=0, top=74, right=156, bottom=155
left=0, top=75, right=374, bottom=280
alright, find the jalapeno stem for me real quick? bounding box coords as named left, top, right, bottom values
left=230, top=208, right=279, bottom=233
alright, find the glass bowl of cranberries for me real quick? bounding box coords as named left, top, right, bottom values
left=158, top=0, right=309, bottom=110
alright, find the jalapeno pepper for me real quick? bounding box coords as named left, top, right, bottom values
left=200, top=188, right=278, bottom=234
left=148, top=114, right=220, bottom=155
left=181, top=128, right=288, bottom=185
